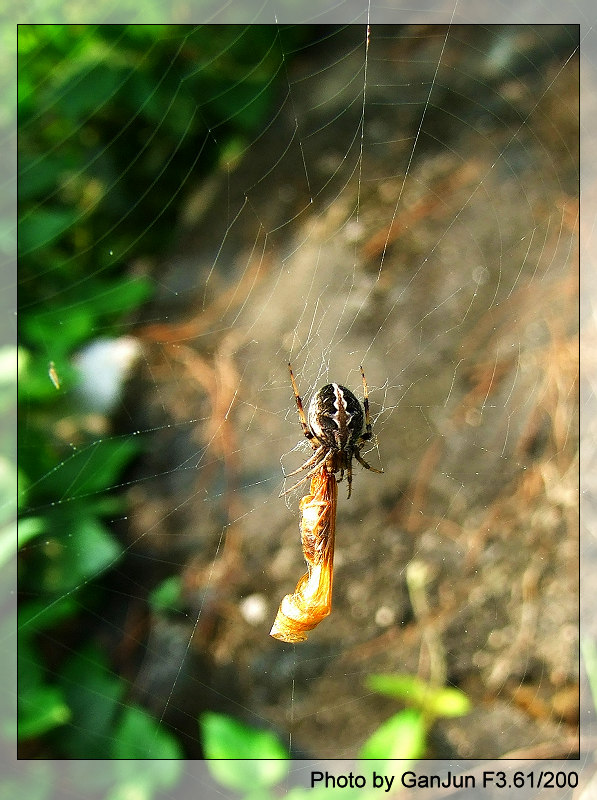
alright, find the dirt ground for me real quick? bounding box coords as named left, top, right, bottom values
left=113, top=26, right=579, bottom=759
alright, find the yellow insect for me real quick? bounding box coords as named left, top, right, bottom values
left=48, top=361, right=60, bottom=390
left=270, top=466, right=337, bottom=643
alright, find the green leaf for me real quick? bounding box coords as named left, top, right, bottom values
left=0, top=522, right=18, bottom=568
left=21, top=279, right=152, bottom=357
left=18, top=152, right=72, bottom=201
left=18, top=685, right=71, bottom=740
left=0, top=762, right=54, bottom=800
left=16, top=353, right=79, bottom=402
left=428, top=686, right=471, bottom=717
left=52, top=61, right=124, bottom=120
left=200, top=711, right=289, bottom=760
left=18, top=637, right=44, bottom=695
left=365, top=673, right=471, bottom=717
left=21, top=307, right=96, bottom=355
left=108, top=758, right=183, bottom=797
left=359, top=708, right=426, bottom=761
left=102, top=756, right=184, bottom=800
left=104, top=780, right=154, bottom=800
left=0, top=216, right=16, bottom=260
left=148, top=575, right=183, bottom=612
left=0, top=346, right=18, bottom=385
left=206, top=758, right=289, bottom=795
left=53, top=645, right=125, bottom=758
left=72, top=277, right=153, bottom=318
left=36, top=515, right=122, bottom=594
left=34, top=437, right=139, bottom=500
left=19, top=207, right=79, bottom=253
left=110, top=706, right=183, bottom=761
left=18, top=595, right=79, bottom=633
left=200, top=712, right=289, bottom=789
left=17, top=517, right=45, bottom=549
left=285, top=785, right=365, bottom=800
left=0, top=456, right=18, bottom=523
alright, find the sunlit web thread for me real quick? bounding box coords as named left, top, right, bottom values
left=365, top=17, right=579, bottom=362
left=19, top=24, right=580, bottom=764
left=355, top=12, right=371, bottom=225
left=274, top=15, right=312, bottom=203
left=344, top=10, right=456, bottom=359
left=154, top=522, right=227, bottom=745
left=377, top=2, right=459, bottom=278
left=20, top=31, right=204, bottom=304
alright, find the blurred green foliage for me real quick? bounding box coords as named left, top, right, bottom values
left=18, top=24, right=303, bottom=357
left=16, top=23, right=314, bottom=767
left=200, top=712, right=288, bottom=789
left=16, top=22, right=471, bottom=786
left=364, top=672, right=472, bottom=719
left=200, top=677, right=471, bottom=799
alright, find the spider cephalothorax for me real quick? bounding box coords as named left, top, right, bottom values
left=283, top=365, right=382, bottom=498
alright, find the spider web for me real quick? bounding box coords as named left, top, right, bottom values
left=13, top=4, right=590, bottom=795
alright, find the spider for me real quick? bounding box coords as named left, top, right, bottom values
left=282, top=363, right=383, bottom=498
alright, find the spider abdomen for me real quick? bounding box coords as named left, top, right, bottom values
left=307, top=383, right=364, bottom=452
left=283, top=363, right=381, bottom=498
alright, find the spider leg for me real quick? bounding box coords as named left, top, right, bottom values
left=285, top=445, right=326, bottom=477
left=354, top=449, right=383, bottom=474
left=279, top=452, right=330, bottom=496
left=288, top=363, right=316, bottom=445
left=360, top=365, right=374, bottom=441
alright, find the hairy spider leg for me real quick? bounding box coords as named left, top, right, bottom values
left=288, top=363, right=318, bottom=449
left=281, top=447, right=329, bottom=496
left=285, top=445, right=327, bottom=478
left=360, top=365, right=373, bottom=441
left=355, top=365, right=383, bottom=478
left=354, top=450, right=381, bottom=474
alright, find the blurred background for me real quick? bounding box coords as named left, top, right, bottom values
left=13, top=18, right=588, bottom=798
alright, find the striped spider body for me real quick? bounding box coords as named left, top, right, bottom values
left=284, top=365, right=382, bottom=498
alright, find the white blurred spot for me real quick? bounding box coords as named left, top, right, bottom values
left=238, top=594, right=268, bottom=626
left=73, top=337, right=141, bottom=413
left=375, top=605, right=396, bottom=627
